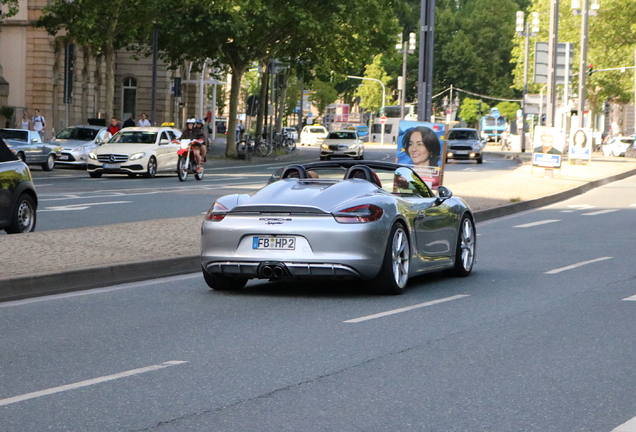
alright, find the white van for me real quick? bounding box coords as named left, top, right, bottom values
left=300, top=125, right=328, bottom=146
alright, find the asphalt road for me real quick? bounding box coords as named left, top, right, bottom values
left=2, top=175, right=635, bottom=431
left=30, top=147, right=519, bottom=231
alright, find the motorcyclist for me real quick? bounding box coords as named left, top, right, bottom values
left=181, top=118, right=205, bottom=171
left=195, top=118, right=210, bottom=155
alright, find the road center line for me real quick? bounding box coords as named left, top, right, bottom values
left=545, top=257, right=613, bottom=274
left=611, top=416, right=636, bottom=432
left=0, top=361, right=187, bottom=407
left=514, top=219, right=560, bottom=228
left=582, top=209, right=620, bottom=216
left=623, top=295, right=636, bottom=301
left=344, top=295, right=470, bottom=323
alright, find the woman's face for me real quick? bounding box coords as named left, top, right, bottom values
left=407, top=131, right=430, bottom=165
left=574, top=132, right=586, bottom=146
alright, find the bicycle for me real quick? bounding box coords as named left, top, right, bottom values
left=273, top=132, right=296, bottom=153
left=254, top=136, right=273, bottom=157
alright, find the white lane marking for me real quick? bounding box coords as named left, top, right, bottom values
left=344, top=295, right=470, bottom=323
left=630, top=204, right=636, bottom=207
left=611, top=416, right=636, bottom=432
left=513, top=219, right=560, bottom=228
left=39, top=201, right=131, bottom=212
left=0, top=273, right=201, bottom=308
left=582, top=209, right=620, bottom=216
left=545, top=257, right=613, bottom=274
left=0, top=361, right=187, bottom=407
left=623, top=295, right=636, bottom=301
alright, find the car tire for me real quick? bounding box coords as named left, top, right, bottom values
left=368, top=223, right=410, bottom=295
left=42, top=154, right=55, bottom=171
left=477, top=156, right=483, bottom=164
left=6, top=193, right=36, bottom=234
left=445, top=214, right=476, bottom=277
left=203, top=271, right=247, bottom=291
left=144, top=156, right=157, bottom=178
left=89, top=172, right=102, bottom=178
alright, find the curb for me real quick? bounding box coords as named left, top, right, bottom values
left=3, top=164, right=636, bottom=303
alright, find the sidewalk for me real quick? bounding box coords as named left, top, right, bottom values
left=1, top=148, right=635, bottom=301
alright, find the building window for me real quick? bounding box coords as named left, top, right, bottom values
left=122, top=77, right=137, bottom=120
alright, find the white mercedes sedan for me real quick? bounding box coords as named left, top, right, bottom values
left=87, top=127, right=182, bottom=178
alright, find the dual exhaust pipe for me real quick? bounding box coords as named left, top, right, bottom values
left=258, top=262, right=288, bottom=279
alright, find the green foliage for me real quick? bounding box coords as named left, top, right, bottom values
left=354, top=55, right=394, bottom=113
left=496, top=101, right=520, bottom=122
left=459, top=97, right=490, bottom=127
left=309, top=80, right=338, bottom=116
left=512, top=0, right=636, bottom=110
left=434, top=0, right=520, bottom=99
left=0, top=0, right=19, bottom=17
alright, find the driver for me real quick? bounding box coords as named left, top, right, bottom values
left=181, top=118, right=206, bottom=171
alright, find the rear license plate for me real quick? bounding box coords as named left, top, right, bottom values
left=103, top=163, right=120, bottom=169
left=252, top=236, right=296, bottom=250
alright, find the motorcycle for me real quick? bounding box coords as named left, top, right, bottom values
left=176, top=138, right=204, bottom=182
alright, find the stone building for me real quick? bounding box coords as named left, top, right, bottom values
left=0, top=0, right=214, bottom=139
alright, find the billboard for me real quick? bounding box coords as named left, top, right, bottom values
left=396, top=120, right=446, bottom=189
left=569, top=128, right=593, bottom=163
left=532, top=126, right=565, bottom=168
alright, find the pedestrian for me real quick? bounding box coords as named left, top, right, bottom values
left=19, top=111, right=32, bottom=130
left=32, top=109, right=46, bottom=140
left=106, top=117, right=120, bottom=139
left=137, top=113, right=151, bottom=127
left=236, top=122, right=242, bottom=141
left=122, top=114, right=135, bottom=128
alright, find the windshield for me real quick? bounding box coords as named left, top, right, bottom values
left=309, top=128, right=326, bottom=134
left=327, top=132, right=356, bottom=140
left=109, top=131, right=158, bottom=144
left=56, top=127, right=99, bottom=141
left=448, top=130, right=479, bottom=140
left=0, top=129, right=28, bottom=142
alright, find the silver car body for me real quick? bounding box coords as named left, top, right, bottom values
left=0, top=128, right=61, bottom=170
left=201, top=161, right=475, bottom=292
left=320, top=130, right=364, bottom=160
left=446, top=128, right=484, bottom=163
left=50, top=125, right=109, bottom=166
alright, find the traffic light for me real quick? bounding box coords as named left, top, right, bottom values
left=478, top=101, right=483, bottom=116
left=587, top=64, right=594, bottom=76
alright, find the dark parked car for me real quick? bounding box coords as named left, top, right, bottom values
left=0, top=138, right=38, bottom=233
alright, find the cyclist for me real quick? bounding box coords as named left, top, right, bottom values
left=181, top=118, right=206, bottom=171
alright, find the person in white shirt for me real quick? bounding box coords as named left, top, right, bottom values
left=32, top=109, right=46, bottom=140
left=137, top=113, right=151, bottom=127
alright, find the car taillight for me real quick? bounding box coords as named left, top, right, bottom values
left=205, top=201, right=229, bottom=221
left=333, top=204, right=384, bottom=223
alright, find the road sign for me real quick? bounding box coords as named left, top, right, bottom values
left=379, top=116, right=388, bottom=124
left=491, top=111, right=500, bottom=119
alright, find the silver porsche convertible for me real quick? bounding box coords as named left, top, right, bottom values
left=201, top=161, right=476, bottom=295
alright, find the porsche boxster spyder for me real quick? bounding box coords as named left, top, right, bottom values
left=201, top=161, right=476, bottom=295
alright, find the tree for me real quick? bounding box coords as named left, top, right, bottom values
left=496, top=101, right=520, bottom=123
left=458, top=98, right=483, bottom=127
left=354, top=55, right=394, bottom=113
left=309, top=79, right=338, bottom=117
left=155, top=0, right=398, bottom=157
left=37, top=0, right=153, bottom=121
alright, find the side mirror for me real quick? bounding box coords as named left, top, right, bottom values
left=435, top=185, right=453, bottom=205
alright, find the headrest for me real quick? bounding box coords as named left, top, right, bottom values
left=281, top=164, right=309, bottom=179
left=344, top=165, right=381, bottom=187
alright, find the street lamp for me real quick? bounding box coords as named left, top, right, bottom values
left=572, top=0, right=600, bottom=129
left=347, top=75, right=386, bottom=145
left=516, top=11, right=540, bottom=152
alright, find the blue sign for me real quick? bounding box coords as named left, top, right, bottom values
left=492, top=110, right=500, bottom=119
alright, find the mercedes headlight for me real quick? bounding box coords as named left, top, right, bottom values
left=88, top=152, right=97, bottom=160
left=130, top=152, right=146, bottom=160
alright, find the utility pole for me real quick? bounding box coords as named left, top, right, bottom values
left=516, top=11, right=539, bottom=152
left=545, top=0, right=559, bottom=127
left=576, top=0, right=589, bottom=128
left=417, top=0, right=435, bottom=122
